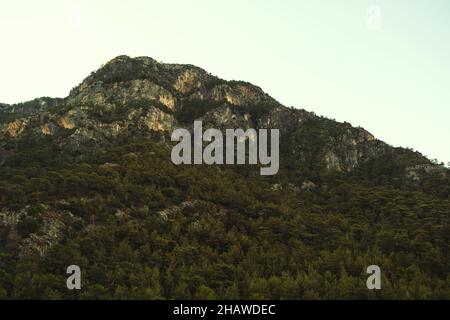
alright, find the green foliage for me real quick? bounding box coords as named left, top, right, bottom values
left=232, top=101, right=279, bottom=121
left=0, top=133, right=448, bottom=300
left=0, top=98, right=63, bottom=123
left=204, top=77, right=227, bottom=90
left=175, top=99, right=223, bottom=124
left=16, top=217, right=43, bottom=238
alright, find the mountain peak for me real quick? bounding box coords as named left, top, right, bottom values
left=1, top=55, right=441, bottom=181
left=68, top=55, right=276, bottom=112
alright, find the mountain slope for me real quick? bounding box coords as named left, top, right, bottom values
left=0, top=56, right=448, bottom=299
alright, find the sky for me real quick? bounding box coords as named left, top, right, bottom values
left=0, top=0, right=449, bottom=164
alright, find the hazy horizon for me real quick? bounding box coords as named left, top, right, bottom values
left=1, top=0, right=449, bottom=164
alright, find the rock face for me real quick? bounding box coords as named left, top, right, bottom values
left=4, top=119, right=29, bottom=138
left=0, top=55, right=437, bottom=175
left=173, top=69, right=203, bottom=94
left=68, top=79, right=177, bottom=111
left=0, top=205, right=79, bottom=257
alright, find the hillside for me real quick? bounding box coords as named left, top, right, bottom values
left=0, top=55, right=448, bottom=299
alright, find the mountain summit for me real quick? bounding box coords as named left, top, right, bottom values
left=0, top=55, right=441, bottom=176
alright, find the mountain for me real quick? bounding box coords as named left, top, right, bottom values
left=0, top=55, right=448, bottom=299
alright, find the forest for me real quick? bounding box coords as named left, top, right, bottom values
left=0, top=132, right=448, bottom=299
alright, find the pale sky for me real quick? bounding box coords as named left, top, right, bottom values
left=0, top=0, right=449, bottom=164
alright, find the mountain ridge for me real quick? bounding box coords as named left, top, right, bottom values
left=0, top=55, right=439, bottom=174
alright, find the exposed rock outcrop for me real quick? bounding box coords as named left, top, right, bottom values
left=0, top=55, right=438, bottom=177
